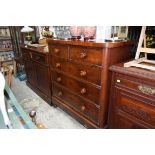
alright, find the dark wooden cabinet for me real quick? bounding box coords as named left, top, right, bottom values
left=48, top=39, right=134, bottom=128
left=21, top=46, right=52, bottom=104
left=108, top=63, right=155, bottom=129
left=24, top=59, right=35, bottom=86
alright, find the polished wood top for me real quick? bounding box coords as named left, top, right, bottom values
left=47, top=39, right=135, bottom=48
left=109, top=61, right=155, bottom=81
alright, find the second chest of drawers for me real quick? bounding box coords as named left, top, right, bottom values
left=48, top=39, right=133, bottom=128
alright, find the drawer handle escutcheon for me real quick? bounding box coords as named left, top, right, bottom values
left=56, top=77, right=62, bottom=82
left=80, top=71, right=87, bottom=77
left=56, top=63, right=61, bottom=68
left=54, top=48, right=59, bottom=54
left=80, top=53, right=87, bottom=59
left=81, top=105, right=86, bottom=111
left=58, top=91, right=62, bottom=97
left=138, top=85, right=155, bottom=95
left=80, top=88, right=87, bottom=94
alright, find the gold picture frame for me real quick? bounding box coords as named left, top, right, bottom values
left=118, top=26, right=128, bottom=39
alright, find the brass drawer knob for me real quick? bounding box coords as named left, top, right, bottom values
left=58, top=91, right=62, bottom=97
left=56, top=77, right=62, bottom=82
left=56, top=63, right=61, bottom=68
left=54, top=48, right=60, bottom=54
left=81, top=105, right=86, bottom=111
left=80, top=70, right=87, bottom=77
left=80, top=88, right=87, bottom=94
left=80, top=52, right=87, bottom=59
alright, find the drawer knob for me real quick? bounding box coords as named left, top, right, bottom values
left=81, top=105, right=86, bottom=111
left=80, top=70, right=87, bottom=77
left=54, top=48, right=60, bottom=54
left=58, top=91, right=62, bottom=97
left=138, top=85, right=155, bottom=95
left=80, top=88, right=87, bottom=94
left=56, top=63, right=61, bottom=68
left=56, top=77, right=62, bottom=82
left=80, top=52, right=87, bottom=59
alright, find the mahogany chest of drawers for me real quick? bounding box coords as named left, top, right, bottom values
left=48, top=39, right=133, bottom=128
left=108, top=63, right=155, bottom=129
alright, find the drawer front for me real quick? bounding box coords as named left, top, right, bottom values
left=69, top=46, right=103, bottom=66
left=52, top=71, right=100, bottom=105
left=115, top=74, right=155, bottom=99
left=53, top=83, right=99, bottom=124
left=115, top=88, right=155, bottom=127
left=31, top=52, right=47, bottom=65
left=51, top=57, right=102, bottom=86
left=49, top=44, right=69, bottom=59
left=22, top=49, right=31, bottom=59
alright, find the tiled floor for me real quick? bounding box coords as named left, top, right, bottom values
left=11, top=77, right=85, bottom=129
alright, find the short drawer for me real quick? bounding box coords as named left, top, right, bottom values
left=31, top=52, right=47, bottom=65
left=22, top=49, right=31, bottom=59
left=52, top=71, right=100, bottom=105
left=49, top=44, right=69, bottom=59
left=50, top=57, right=102, bottom=86
left=53, top=83, right=99, bottom=124
left=115, top=73, right=155, bottom=99
left=69, top=46, right=103, bottom=66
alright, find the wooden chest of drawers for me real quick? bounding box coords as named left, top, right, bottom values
left=48, top=39, right=133, bottom=128
left=108, top=63, right=155, bottom=129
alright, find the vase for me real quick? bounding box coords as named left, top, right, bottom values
left=69, top=26, right=82, bottom=40
left=83, top=26, right=96, bottom=40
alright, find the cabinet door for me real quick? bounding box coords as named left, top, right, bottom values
left=108, top=87, right=155, bottom=129
left=34, top=62, right=51, bottom=97
left=24, top=59, right=35, bottom=86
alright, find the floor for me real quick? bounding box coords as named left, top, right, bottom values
left=11, top=77, right=85, bottom=129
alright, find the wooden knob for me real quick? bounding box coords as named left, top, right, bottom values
left=57, top=77, right=62, bottom=82
left=81, top=105, right=86, bottom=111
left=80, top=70, right=87, bottom=76
left=54, top=48, right=59, bottom=54
left=56, top=63, right=61, bottom=68
left=80, top=88, right=86, bottom=94
left=58, top=91, right=62, bottom=96
left=80, top=52, right=87, bottom=59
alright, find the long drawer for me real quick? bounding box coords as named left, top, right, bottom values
left=115, top=88, right=155, bottom=127
left=52, top=83, right=99, bottom=124
left=69, top=46, right=103, bottom=66
left=51, top=71, right=100, bottom=105
left=115, top=73, right=155, bottom=100
left=50, top=56, right=102, bottom=86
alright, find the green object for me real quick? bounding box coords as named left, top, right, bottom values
left=0, top=83, right=37, bottom=129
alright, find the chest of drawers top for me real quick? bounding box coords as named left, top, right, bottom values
left=47, top=39, right=134, bottom=48
left=47, top=39, right=134, bottom=66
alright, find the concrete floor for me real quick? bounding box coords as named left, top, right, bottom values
left=11, top=77, right=85, bottom=129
